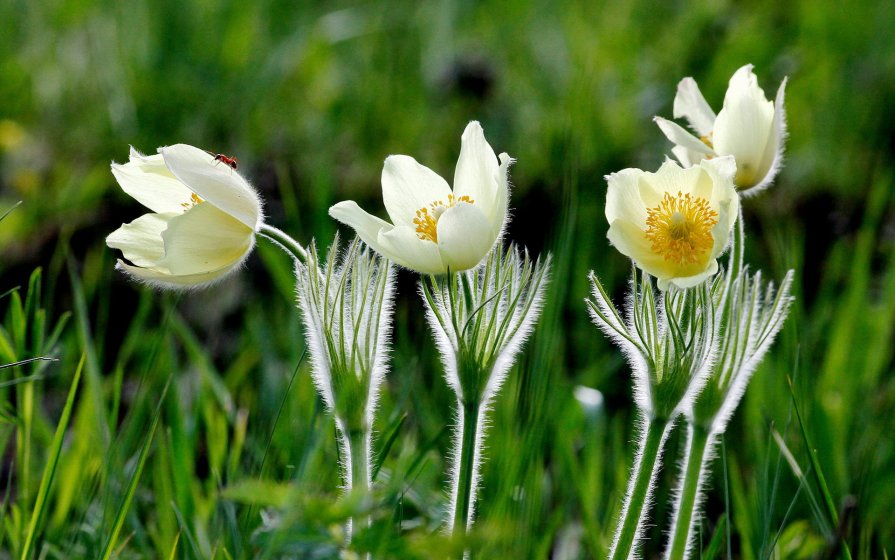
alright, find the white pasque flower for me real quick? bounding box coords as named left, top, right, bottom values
left=605, top=158, right=739, bottom=290
left=329, top=121, right=510, bottom=275
left=106, top=144, right=263, bottom=288
left=655, top=64, right=787, bottom=193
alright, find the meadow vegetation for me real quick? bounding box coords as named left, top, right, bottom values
left=1, top=1, right=894, bottom=557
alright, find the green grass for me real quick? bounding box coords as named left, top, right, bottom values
left=2, top=0, right=895, bottom=558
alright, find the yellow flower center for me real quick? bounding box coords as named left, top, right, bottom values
left=180, top=192, right=204, bottom=211
left=645, top=191, right=719, bottom=265
left=413, top=194, right=475, bottom=242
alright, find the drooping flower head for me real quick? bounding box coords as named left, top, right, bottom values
left=605, top=158, right=739, bottom=290
left=329, top=121, right=510, bottom=275
left=655, top=64, right=787, bottom=194
left=106, top=144, right=263, bottom=289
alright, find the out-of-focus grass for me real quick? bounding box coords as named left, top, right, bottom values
left=1, top=0, right=894, bottom=558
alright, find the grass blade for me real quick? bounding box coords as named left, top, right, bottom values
left=99, top=377, right=171, bottom=560
left=20, top=354, right=83, bottom=560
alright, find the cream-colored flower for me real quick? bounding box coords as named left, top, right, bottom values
left=329, top=121, right=510, bottom=275
left=106, top=144, right=263, bottom=289
left=605, top=158, right=738, bottom=290
left=655, top=64, right=787, bottom=194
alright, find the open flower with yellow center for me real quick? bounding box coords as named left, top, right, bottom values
left=329, top=121, right=510, bottom=275
left=106, top=144, right=263, bottom=289
left=606, top=157, right=738, bottom=290
left=654, top=64, right=787, bottom=194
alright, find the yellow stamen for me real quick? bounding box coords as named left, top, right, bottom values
left=413, top=194, right=474, bottom=242
left=180, top=192, right=204, bottom=210
left=645, top=191, right=718, bottom=265
left=699, top=132, right=714, bottom=149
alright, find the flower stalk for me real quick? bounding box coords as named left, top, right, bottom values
left=665, top=423, right=715, bottom=560
left=662, top=228, right=794, bottom=559
left=588, top=269, right=721, bottom=559
left=295, top=235, right=396, bottom=543
left=421, top=245, right=550, bottom=537
left=609, top=415, right=673, bottom=560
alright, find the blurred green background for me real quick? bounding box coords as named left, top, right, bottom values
left=1, top=0, right=894, bottom=557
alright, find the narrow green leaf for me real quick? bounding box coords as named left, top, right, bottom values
left=20, top=354, right=84, bottom=560
left=372, top=413, right=407, bottom=481
left=699, top=514, right=727, bottom=560
left=99, top=378, right=170, bottom=560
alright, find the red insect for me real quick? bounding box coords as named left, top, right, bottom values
left=206, top=151, right=239, bottom=170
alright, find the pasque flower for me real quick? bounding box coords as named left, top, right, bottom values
left=106, top=144, right=263, bottom=288
left=605, top=158, right=739, bottom=290
left=654, top=64, right=787, bottom=193
left=329, top=121, right=510, bottom=274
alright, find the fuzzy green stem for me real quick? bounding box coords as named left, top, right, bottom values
left=347, top=429, right=371, bottom=538
left=258, top=223, right=308, bottom=263
left=451, top=397, right=481, bottom=536
left=665, top=423, right=713, bottom=560
left=609, top=416, right=670, bottom=560
left=337, top=426, right=371, bottom=544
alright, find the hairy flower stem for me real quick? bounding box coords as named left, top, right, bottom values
left=665, top=423, right=714, bottom=560
left=610, top=416, right=672, bottom=560
left=338, top=426, right=371, bottom=541
left=450, top=397, right=482, bottom=536
left=258, top=223, right=308, bottom=263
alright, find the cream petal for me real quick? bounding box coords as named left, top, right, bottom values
left=671, top=145, right=701, bottom=168
left=673, top=77, right=716, bottom=136
left=747, top=77, right=788, bottom=195
left=116, top=259, right=239, bottom=290
left=159, top=144, right=262, bottom=229
left=128, top=147, right=165, bottom=166
left=106, top=212, right=173, bottom=267
left=654, top=117, right=716, bottom=157
left=605, top=168, right=648, bottom=225
left=328, top=200, right=393, bottom=256
left=606, top=218, right=668, bottom=274
left=712, top=66, right=775, bottom=188
left=381, top=155, right=452, bottom=227
left=378, top=225, right=445, bottom=274
left=436, top=203, right=494, bottom=272
left=112, top=154, right=196, bottom=215
left=492, top=153, right=512, bottom=239
left=659, top=259, right=718, bottom=291
left=157, top=202, right=254, bottom=275
left=700, top=156, right=739, bottom=230
left=643, top=159, right=703, bottom=199
left=452, top=121, right=501, bottom=223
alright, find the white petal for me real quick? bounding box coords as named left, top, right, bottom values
left=157, top=202, right=254, bottom=275
left=605, top=168, right=648, bottom=225
left=746, top=77, right=788, bottom=195
left=712, top=66, right=775, bottom=188
left=436, top=203, right=494, bottom=272
left=116, top=259, right=239, bottom=290
left=670, top=145, right=701, bottom=168
left=452, top=121, right=501, bottom=223
left=659, top=259, right=718, bottom=291
left=106, top=213, right=172, bottom=267
left=654, top=117, right=716, bottom=156
left=381, top=155, right=452, bottom=227
left=159, top=144, right=262, bottom=229
left=607, top=218, right=667, bottom=273
left=673, top=77, right=716, bottom=136
left=492, top=153, right=512, bottom=240
left=378, top=225, right=445, bottom=274
left=112, top=154, right=196, bottom=215
left=328, top=200, right=393, bottom=256
left=643, top=159, right=702, bottom=199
